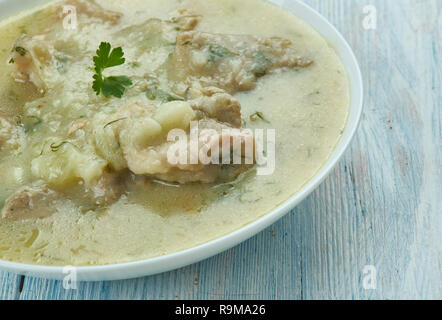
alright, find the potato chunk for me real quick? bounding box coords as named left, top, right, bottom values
left=93, top=125, right=127, bottom=171
left=31, top=143, right=107, bottom=187
left=121, top=117, right=163, bottom=147
left=153, top=101, right=195, bottom=132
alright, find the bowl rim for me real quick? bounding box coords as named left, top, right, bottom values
left=0, top=0, right=363, bottom=281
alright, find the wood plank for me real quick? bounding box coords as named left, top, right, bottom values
left=0, top=272, right=21, bottom=300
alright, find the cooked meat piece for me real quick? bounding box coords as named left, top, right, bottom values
left=8, top=33, right=72, bottom=92
left=1, top=186, right=58, bottom=220
left=120, top=116, right=254, bottom=183
left=92, top=100, right=254, bottom=184
left=61, top=0, right=121, bottom=24
left=9, top=0, right=122, bottom=91
left=9, top=35, right=49, bottom=92
left=86, top=171, right=125, bottom=206
left=115, top=10, right=200, bottom=57
left=116, top=18, right=176, bottom=54
left=187, top=86, right=242, bottom=128
left=170, top=31, right=313, bottom=93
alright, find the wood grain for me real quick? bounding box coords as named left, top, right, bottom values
left=1, top=0, right=441, bottom=300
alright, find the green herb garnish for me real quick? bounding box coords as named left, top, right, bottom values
left=208, top=45, right=237, bottom=64
left=49, top=141, right=79, bottom=152
left=252, top=52, right=272, bottom=77
left=50, top=141, right=70, bottom=152
left=14, top=46, right=27, bottom=56
left=104, top=117, right=127, bottom=129
left=146, top=86, right=184, bottom=103
left=250, top=112, right=270, bottom=123
left=92, top=42, right=132, bottom=98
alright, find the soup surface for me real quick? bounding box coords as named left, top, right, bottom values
left=0, top=0, right=349, bottom=266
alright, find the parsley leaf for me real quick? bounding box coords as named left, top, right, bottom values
left=92, top=42, right=132, bottom=98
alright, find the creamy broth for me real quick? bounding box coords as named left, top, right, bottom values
left=0, top=0, right=348, bottom=265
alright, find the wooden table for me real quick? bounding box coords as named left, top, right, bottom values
left=0, top=0, right=440, bottom=300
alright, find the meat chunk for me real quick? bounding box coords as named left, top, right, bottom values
left=91, top=100, right=254, bottom=184
left=170, top=31, right=313, bottom=93
left=9, top=36, right=49, bottom=91
left=8, top=33, right=73, bottom=92
left=116, top=18, right=175, bottom=53
left=115, top=10, right=200, bottom=59
left=121, top=125, right=253, bottom=184
left=84, top=171, right=125, bottom=207
left=61, top=0, right=121, bottom=25
left=187, top=86, right=242, bottom=128
left=9, top=0, right=122, bottom=91
left=1, top=186, right=58, bottom=221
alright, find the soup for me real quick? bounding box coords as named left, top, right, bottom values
left=0, top=0, right=349, bottom=266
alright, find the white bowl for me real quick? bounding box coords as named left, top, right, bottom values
left=0, top=0, right=363, bottom=281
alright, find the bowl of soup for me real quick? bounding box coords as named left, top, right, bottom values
left=0, top=0, right=362, bottom=280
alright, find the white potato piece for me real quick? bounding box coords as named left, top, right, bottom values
left=153, top=101, right=195, bottom=132
left=31, top=144, right=107, bottom=187
left=121, top=117, right=163, bottom=147
left=93, top=125, right=127, bottom=171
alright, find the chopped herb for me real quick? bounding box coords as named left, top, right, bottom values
left=146, top=86, right=184, bottom=103
left=100, top=76, right=132, bottom=98
left=250, top=112, right=270, bottom=123
left=104, top=117, right=127, bottom=129
left=50, top=141, right=70, bottom=152
left=14, top=46, right=27, bottom=56
left=39, top=142, right=47, bottom=155
left=252, top=52, right=272, bottom=77
left=92, top=42, right=133, bottom=98
left=129, top=61, right=140, bottom=68
left=208, top=45, right=237, bottom=64
left=184, top=87, right=191, bottom=100
left=8, top=58, right=14, bottom=64
left=50, top=141, right=79, bottom=152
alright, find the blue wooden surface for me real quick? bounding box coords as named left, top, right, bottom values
left=1, top=0, right=441, bottom=300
